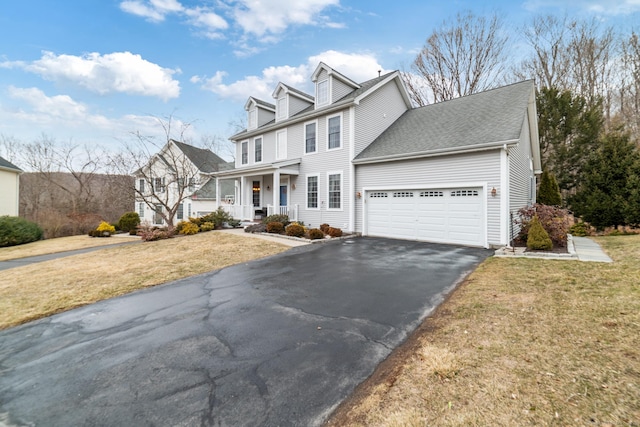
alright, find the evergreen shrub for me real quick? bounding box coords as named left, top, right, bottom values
left=0, top=216, right=44, bottom=247
left=527, top=216, right=553, bottom=251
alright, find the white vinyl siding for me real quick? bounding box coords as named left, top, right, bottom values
left=332, top=78, right=356, bottom=103
left=257, top=107, right=275, bottom=127
left=276, top=129, right=287, bottom=160
left=289, top=95, right=313, bottom=116
left=509, top=118, right=536, bottom=238
left=355, top=150, right=502, bottom=246
left=353, top=79, right=409, bottom=156
left=327, top=113, right=342, bottom=150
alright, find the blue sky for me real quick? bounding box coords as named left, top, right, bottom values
left=1, top=0, right=638, bottom=157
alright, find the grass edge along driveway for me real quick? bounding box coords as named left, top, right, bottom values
left=0, top=232, right=289, bottom=330
left=328, top=235, right=640, bottom=427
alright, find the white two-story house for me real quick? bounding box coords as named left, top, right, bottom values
left=135, top=139, right=234, bottom=227
left=214, top=62, right=541, bottom=248
left=0, top=155, right=22, bottom=216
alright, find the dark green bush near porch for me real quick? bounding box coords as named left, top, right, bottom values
left=262, top=214, right=290, bottom=227
left=117, top=211, right=140, bottom=233
left=527, top=216, right=553, bottom=250
left=0, top=216, right=44, bottom=247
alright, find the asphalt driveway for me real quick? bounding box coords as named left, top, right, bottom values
left=0, top=237, right=492, bottom=426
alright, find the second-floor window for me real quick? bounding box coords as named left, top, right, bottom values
left=328, top=115, right=341, bottom=149
left=254, top=137, right=262, bottom=162
left=241, top=141, right=248, bottom=164
left=305, top=122, right=316, bottom=154
left=276, top=129, right=287, bottom=160
left=188, top=177, right=196, bottom=192
left=154, top=177, right=165, bottom=193
left=139, top=179, right=145, bottom=193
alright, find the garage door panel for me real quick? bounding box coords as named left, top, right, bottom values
left=366, top=187, right=485, bottom=247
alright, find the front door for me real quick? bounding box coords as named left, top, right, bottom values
left=279, top=185, right=287, bottom=207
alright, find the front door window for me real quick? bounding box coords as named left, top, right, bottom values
left=252, top=181, right=260, bottom=207
left=280, top=185, right=287, bottom=206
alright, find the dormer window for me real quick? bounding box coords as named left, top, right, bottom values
left=277, top=96, right=287, bottom=120
left=248, top=109, right=256, bottom=129
left=317, top=79, right=329, bottom=106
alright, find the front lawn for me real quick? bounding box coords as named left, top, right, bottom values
left=0, top=232, right=289, bottom=330
left=329, top=235, right=640, bottom=426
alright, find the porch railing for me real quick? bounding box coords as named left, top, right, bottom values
left=218, top=204, right=254, bottom=221
left=267, top=204, right=299, bottom=222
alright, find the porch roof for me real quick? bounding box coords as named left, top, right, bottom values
left=210, top=158, right=301, bottom=179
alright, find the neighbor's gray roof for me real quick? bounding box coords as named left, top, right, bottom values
left=354, top=80, right=535, bottom=162
left=172, top=140, right=231, bottom=173
left=0, top=155, right=22, bottom=172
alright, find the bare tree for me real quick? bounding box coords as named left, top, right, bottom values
left=617, top=32, right=640, bottom=140
left=516, top=14, right=572, bottom=90
left=0, top=134, right=22, bottom=164
left=408, top=11, right=509, bottom=104
left=191, top=133, right=235, bottom=162
left=108, top=115, right=227, bottom=231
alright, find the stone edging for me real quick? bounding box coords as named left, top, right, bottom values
left=252, top=232, right=360, bottom=244
left=494, top=234, right=578, bottom=260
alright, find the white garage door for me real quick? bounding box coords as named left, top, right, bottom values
left=366, top=188, right=485, bottom=247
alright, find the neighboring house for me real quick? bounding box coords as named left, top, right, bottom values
left=134, top=140, right=234, bottom=226
left=214, top=62, right=541, bottom=248
left=0, top=155, right=22, bottom=216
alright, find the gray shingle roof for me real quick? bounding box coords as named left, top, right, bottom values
left=172, top=140, right=229, bottom=173
left=0, top=155, right=22, bottom=172
left=191, top=177, right=235, bottom=200
left=354, top=80, right=535, bottom=162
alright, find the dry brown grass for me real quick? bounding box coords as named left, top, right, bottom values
left=0, top=234, right=136, bottom=261
left=329, top=235, right=640, bottom=426
left=0, top=231, right=289, bottom=330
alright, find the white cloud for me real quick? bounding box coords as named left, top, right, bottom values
left=523, top=0, right=640, bottom=15
left=194, top=50, right=385, bottom=101
left=18, top=51, right=180, bottom=100
left=6, top=86, right=110, bottom=127
left=233, top=0, right=341, bottom=37
left=120, top=0, right=228, bottom=37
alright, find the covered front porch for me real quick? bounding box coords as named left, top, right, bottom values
left=213, top=159, right=301, bottom=222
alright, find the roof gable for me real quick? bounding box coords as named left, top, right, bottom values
left=0, top=155, right=22, bottom=173
left=244, top=97, right=275, bottom=112
left=354, top=80, right=536, bottom=162
left=311, top=62, right=360, bottom=89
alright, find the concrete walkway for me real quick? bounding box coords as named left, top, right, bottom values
left=494, top=235, right=613, bottom=263
left=572, top=236, right=613, bottom=262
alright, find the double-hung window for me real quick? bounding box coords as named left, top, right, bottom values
left=276, top=129, right=287, bottom=160
left=328, top=172, right=342, bottom=210
left=277, top=97, right=287, bottom=120
left=241, top=141, right=248, bottom=165
left=154, top=177, right=165, bottom=193
left=317, top=79, right=329, bottom=106
left=254, top=137, right=262, bottom=163
left=305, top=122, right=316, bottom=154
left=307, top=175, right=318, bottom=209
left=139, top=179, right=145, bottom=193
left=328, top=114, right=341, bottom=150
left=248, top=109, right=256, bottom=129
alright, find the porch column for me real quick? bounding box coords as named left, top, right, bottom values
left=273, top=170, right=280, bottom=211
left=215, top=177, right=220, bottom=209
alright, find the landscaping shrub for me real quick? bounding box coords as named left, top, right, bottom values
left=319, top=223, right=330, bottom=233
left=308, top=228, right=324, bottom=240
left=175, top=220, right=188, bottom=234
left=516, top=204, right=571, bottom=247
left=179, top=222, right=199, bottom=235
left=537, top=170, right=562, bottom=206
left=200, top=208, right=234, bottom=229
left=245, top=223, right=267, bottom=233
left=137, top=224, right=172, bottom=241
left=0, top=216, right=44, bottom=247
left=266, top=222, right=284, bottom=234
left=199, top=222, right=215, bottom=232
left=527, top=216, right=553, bottom=250
left=262, top=214, right=290, bottom=227
left=327, top=226, right=343, bottom=238
left=188, top=216, right=204, bottom=227
left=95, top=221, right=116, bottom=237
left=117, top=211, right=140, bottom=233
left=570, top=221, right=590, bottom=237
left=285, top=223, right=305, bottom=238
